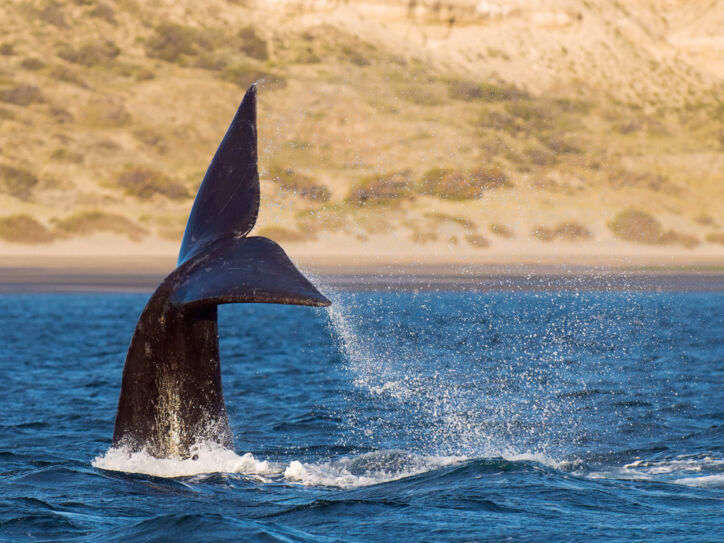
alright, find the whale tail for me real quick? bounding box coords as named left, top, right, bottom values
left=112, top=85, right=329, bottom=458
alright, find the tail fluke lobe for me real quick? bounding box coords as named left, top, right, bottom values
left=178, top=85, right=260, bottom=265
left=170, top=236, right=331, bottom=309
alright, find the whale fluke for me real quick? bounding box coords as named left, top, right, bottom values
left=178, top=85, right=259, bottom=266
left=112, top=85, right=330, bottom=458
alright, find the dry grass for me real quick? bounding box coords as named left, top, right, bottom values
left=53, top=211, right=147, bottom=242
left=706, top=233, right=724, bottom=245
left=115, top=167, right=189, bottom=200
left=0, top=214, right=54, bottom=243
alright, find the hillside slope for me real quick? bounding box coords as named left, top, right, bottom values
left=1, top=0, right=723, bottom=265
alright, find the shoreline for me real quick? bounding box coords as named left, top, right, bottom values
left=1, top=258, right=723, bottom=293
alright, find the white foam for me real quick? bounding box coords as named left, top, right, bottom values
left=93, top=444, right=465, bottom=488
left=284, top=450, right=465, bottom=488
left=673, top=474, right=724, bottom=488
left=93, top=442, right=281, bottom=480
left=585, top=454, right=724, bottom=486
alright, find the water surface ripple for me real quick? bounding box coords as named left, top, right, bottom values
left=0, top=289, right=722, bottom=541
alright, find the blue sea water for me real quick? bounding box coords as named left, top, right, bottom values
left=0, top=285, right=722, bottom=541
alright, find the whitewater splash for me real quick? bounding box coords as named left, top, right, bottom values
left=93, top=443, right=465, bottom=488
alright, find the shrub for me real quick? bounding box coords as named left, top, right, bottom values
left=39, top=4, right=67, bottom=27
left=0, top=215, right=54, bottom=243
left=420, top=165, right=509, bottom=200
left=53, top=211, right=147, bottom=241
left=58, top=41, right=120, bottom=67
left=269, top=166, right=331, bottom=202
left=466, top=234, right=489, bottom=248
left=504, top=100, right=552, bottom=131
left=658, top=230, right=699, bottom=248
left=423, top=211, right=476, bottom=231
left=608, top=209, right=698, bottom=247
left=346, top=171, right=415, bottom=207
left=706, top=232, right=724, bottom=245
left=145, top=23, right=210, bottom=63
left=0, top=165, right=38, bottom=200
left=554, top=222, right=591, bottom=241
left=90, top=2, right=115, bottom=23
left=608, top=209, right=662, bottom=244
left=237, top=26, right=268, bottom=60
left=115, top=167, right=189, bottom=200
left=489, top=223, right=514, bottom=238
left=533, top=222, right=592, bottom=242
left=448, top=79, right=528, bottom=102
left=21, top=58, right=45, bottom=70
left=0, top=85, right=45, bottom=106
left=410, top=230, right=438, bottom=244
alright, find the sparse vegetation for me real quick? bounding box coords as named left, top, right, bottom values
left=21, top=58, right=45, bottom=71
left=115, top=167, right=189, bottom=200
left=466, top=234, right=489, bottom=248
left=237, top=26, right=268, bottom=61
left=346, top=171, right=415, bottom=207
left=269, top=166, right=331, bottom=202
left=608, top=209, right=698, bottom=248
left=419, top=165, right=509, bottom=200
left=82, top=98, right=131, bottom=127
left=447, top=79, right=528, bottom=102
left=57, top=41, right=120, bottom=67
left=145, top=23, right=211, bottom=63
left=706, top=233, right=724, bottom=245
left=0, top=214, right=54, bottom=243
left=0, top=164, right=38, bottom=200
left=533, top=222, right=591, bottom=242
left=489, top=223, right=514, bottom=238
left=0, top=85, right=44, bottom=106
left=53, top=211, right=147, bottom=241
left=423, top=212, right=476, bottom=231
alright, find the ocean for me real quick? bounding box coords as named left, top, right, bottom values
left=0, top=283, right=722, bottom=541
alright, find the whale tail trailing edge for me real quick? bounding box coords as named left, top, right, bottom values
left=112, top=85, right=329, bottom=458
